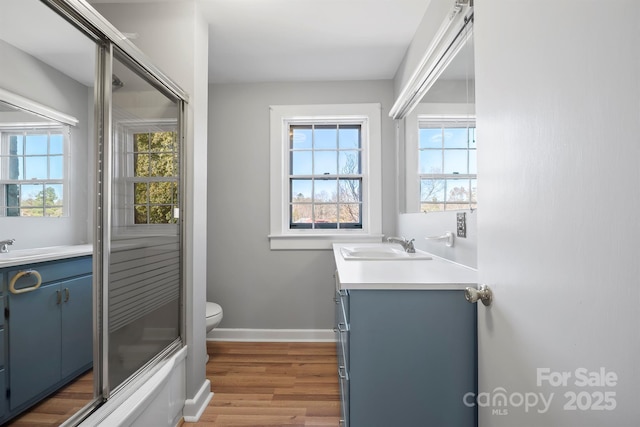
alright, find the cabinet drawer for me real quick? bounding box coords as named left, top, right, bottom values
left=339, top=290, right=349, bottom=323
left=339, top=373, right=349, bottom=427
left=5, top=257, right=92, bottom=292
left=0, top=329, right=4, bottom=368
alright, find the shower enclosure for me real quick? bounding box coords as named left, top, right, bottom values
left=0, top=0, right=188, bottom=425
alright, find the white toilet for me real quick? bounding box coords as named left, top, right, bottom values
left=206, top=302, right=223, bottom=335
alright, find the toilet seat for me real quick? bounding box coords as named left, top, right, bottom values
left=206, top=302, right=222, bottom=318
left=206, top=302, right=223, bottom=334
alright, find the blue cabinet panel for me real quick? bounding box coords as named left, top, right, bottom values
left=340, top=289, right=477, bottom=427
left=61, top=275, right=93, bottom=378
left=0, top=330, right=4, bottom=368
left=0, top=255, right=93, bottom=422
left=0, top=369, right=5, bottom=420
left=7, top=257, right=92, bottom=290
left=9, top=283, right=62, bottom=410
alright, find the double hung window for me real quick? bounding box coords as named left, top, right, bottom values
left=270, top=104, right=382, bottom=249
left=115, top=121, right=178, bottom=228
left=289, top=123, right=362, bottom=229
left=0, top=126, right=67, bottom=217
left=418, top=118, right=476, bottom=212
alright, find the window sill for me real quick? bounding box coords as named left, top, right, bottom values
left=268, top=233, right=383, bottom=250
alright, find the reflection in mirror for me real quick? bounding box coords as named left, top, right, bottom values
left=0, top=0, right=98, bottom=425
left=0, top=97, right=72, bottom=217
left=403, top=27, right=476, bottom=213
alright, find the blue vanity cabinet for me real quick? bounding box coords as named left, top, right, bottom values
left=0, top=292, right=6, bottom=420
left=336, top=287, right=477, bottom=427
left=1, top=256, right=92, bottom=419
left=334, top=273, right=350, bottom=427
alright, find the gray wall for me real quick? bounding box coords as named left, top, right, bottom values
left=0, top=40, right=91, bottom=249
left=207, top=80, right=397, bottom=330
left=398, top=211, right=476, bottom=268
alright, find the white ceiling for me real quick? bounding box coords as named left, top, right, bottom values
left=88, top=0, right=431, bottom=84
left=198, top=0, right=430, bottom=83
left=3, top=0, right=473, bottom=89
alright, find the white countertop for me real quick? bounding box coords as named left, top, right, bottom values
left=0, top=244, right=93, bottom=268
left=333, top=243, right=477, bottom=290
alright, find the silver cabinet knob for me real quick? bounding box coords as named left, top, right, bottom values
left=465, top=284, right=492, bottom=306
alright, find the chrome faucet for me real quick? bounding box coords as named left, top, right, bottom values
left=387, top=236, right=416, bottom=253
left=0, top=239, right=15, bottom=253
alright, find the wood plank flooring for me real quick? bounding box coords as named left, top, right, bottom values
left=3, top=371, right=93, bottom=427
left=3, top=342, right=340, bottom=427
left=193, top=341, right=341, bottom=427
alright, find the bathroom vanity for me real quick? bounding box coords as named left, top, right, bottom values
left=0, top=247, right=92, bottom=423
left=333, top=243, right=478, bottom=427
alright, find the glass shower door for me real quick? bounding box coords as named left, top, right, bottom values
left=103, top=48, right=183, bottom=391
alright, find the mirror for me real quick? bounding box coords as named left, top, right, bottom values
left=0, top=96, right=74, bottom=218
left=0, top=0, right=97, bottom=425
left=400, top=19, right=476, bottom=213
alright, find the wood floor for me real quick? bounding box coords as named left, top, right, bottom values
left=3, top=342, right=340, bottom=427
left=193, top=341, right=341, bottom=427
left=3, top=371, right=93, bottom=427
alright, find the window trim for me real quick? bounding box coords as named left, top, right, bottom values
left=405, top=103, right=475, bottom=213
left=269, top=104, right=383, bottom=250
left=113, top=119, right=179, bottom=235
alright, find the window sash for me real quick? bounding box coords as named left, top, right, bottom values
left=0, top=127, right=68, bottom=217
left=287, top=121, right=364, bottom=230
left=417, top=117, right=476, bottom=212
left=115, top=121, right=179, bottom=227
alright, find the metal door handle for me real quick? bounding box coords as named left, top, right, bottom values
left=338, top=365, right=348, bottom=380
left=64, top=288, right=70, bottom=302
left=465, top=284, right=492, bottom=306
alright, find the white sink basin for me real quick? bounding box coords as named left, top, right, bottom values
left=340, top=245, right=432, bottom=261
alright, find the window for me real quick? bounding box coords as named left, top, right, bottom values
left=419, top=118, right=476, bottom=212
left=403, top=103, right=476, bottom=213
left=270, top=104, right=382, bottom=250
left=289, top=124, right=362, bottom=229
left=114, top=121, right=179, bottom=228
left=0, top=126, right=67, bottom=217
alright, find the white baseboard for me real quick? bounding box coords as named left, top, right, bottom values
left=207, top=328, right=336, bottom=342
left=182, top=379, right=213, bottom=422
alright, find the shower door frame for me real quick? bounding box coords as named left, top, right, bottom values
left=40, top=0, right=189, bottom=425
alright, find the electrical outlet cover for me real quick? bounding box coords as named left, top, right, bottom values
left=457, top=212, right=467, bottom=238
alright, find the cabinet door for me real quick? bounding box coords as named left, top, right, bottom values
left=349, top=290, right=477, bottom=427
left=60, top=276, right=93, bottom=378
left=9, top=284, right=61, bottom=410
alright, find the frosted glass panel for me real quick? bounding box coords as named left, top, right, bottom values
left=107, top=51, right=182, bottom=388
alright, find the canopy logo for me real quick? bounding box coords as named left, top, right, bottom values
left=463, top=367, right=618, bottom=415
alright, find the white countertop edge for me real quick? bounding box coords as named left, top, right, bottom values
left=339, top=282, right=476, bottom=291
left=0, top=244, right=93, bottom=268
left=332, top=242, right=478, bottom=291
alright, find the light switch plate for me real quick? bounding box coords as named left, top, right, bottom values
left=457, top=212, right=467, bottom=238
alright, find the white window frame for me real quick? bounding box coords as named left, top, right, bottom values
left=113, top=119, right=179, bottom=236
left=269, top=104, right=383, bottom=250
left=405, top=103, right=475, bottom=213
left=0, top=123, right=70, bottom=217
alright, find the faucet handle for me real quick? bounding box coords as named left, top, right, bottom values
left=0, top=238, right=14, bottom=254
left=406, top=238, right=416, bottom=253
